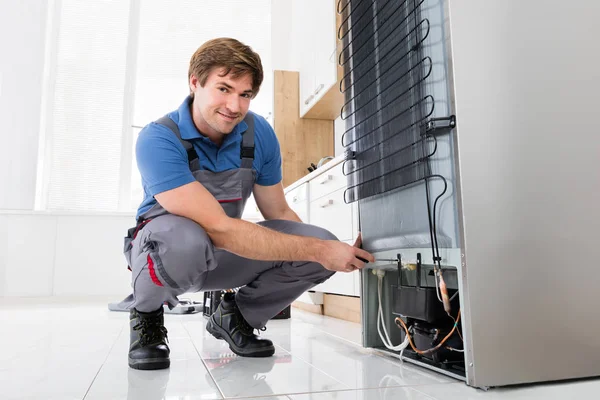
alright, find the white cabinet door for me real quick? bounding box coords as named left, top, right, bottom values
left=294, top=0, right=316, bottom=117
left=313, top=269, right=356, bottom=296
left=312, top=0, right=338, bottom=105
left=285, top=183, right=309, bottom=222
left=314, top=237, right=357, bottom=296
left=290, top=200, right=308, bottom=223
left=309, top=187, right=353, bottom=242
left=299, top=50, right=316, bottom=117
left=296, top=0, right=339, bottom=118
left=309, top=163, right=346, bottom=202
left=286, top=160, right=361, bottom=298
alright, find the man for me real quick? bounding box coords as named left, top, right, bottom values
left=121, top=38, right=374, bottom=370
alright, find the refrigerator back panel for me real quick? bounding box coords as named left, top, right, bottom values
left=339, top=0, right=460, bottom=255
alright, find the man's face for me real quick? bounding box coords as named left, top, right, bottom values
left=189, top=68, right=254, bottom=136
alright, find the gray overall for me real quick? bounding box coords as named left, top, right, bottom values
left=120, top=114, right=336, bottom=328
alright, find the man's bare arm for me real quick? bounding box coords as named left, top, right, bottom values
left=155, top=181, right=374, bottom=272
left=253, top=182, right=301, bottom=222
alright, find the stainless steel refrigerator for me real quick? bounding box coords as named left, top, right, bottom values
left=339, top=0, right=600, bottom=388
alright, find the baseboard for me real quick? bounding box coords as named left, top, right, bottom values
left=291, top=300, right=323, bottom=315
left=323, top=293, right=361, bottom=323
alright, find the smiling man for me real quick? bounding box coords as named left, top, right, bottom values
left=120, top=38, right=373, bottom=370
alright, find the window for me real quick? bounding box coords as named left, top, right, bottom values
left=38, top=0, right=272, bottom=212
left=39, top=0, right=131, bottom=211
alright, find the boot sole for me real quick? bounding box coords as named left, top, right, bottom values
left=206, top=317, right=275, bottom=357
left=128, top=357, right=170, bottom=370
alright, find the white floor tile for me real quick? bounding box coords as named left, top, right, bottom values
left=291, top=310, right=362, bottom=345
left=183, top=319, right=243, bottom=359
left=288, top=386, right=434, bottom=400
left=204, top=348, right=349, bottom=397
left=85, top=358, right=223, bottom=400
left=0, top=301, right=123, bottom=399
left=85, top=327, right=222, bottom=399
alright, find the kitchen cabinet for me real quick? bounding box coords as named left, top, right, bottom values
left=284, top=156, right=360, bottom=296
left=295, top=0, right=344, bottom=120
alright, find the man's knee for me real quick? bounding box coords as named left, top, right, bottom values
left=258, top=220, right=338, bottom=241
left=138, top=215, right=215, bottom=289
left=306, top=224, right=337, bottom=241
left=314, top=267, right=336, bottom=285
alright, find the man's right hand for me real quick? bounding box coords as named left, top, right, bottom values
left=317, top=240, right=375, bottom=273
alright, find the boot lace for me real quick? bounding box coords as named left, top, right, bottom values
left=134, top=316, right=168, bottom=347
left=234, top=306, right=267, bottom=337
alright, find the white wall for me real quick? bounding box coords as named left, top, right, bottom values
left=0, top=212, right=134, bottom=297
left=0, top=1, right=48, bottom=210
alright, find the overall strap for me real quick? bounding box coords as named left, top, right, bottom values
left=241, top=113, right=255, bottom=169
left=155, top=116, right=198, bottom=164
left=154, top=114, right=255, bottom=168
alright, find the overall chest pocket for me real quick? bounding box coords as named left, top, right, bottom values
left=194, top=170, right=243, bottom=203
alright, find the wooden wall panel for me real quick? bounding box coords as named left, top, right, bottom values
left=274, top=70, right=334, bottom=188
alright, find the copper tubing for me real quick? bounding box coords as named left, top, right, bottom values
left=438, top=272, right=452, bottom=315
left=394, top=309, right=461, bottom=356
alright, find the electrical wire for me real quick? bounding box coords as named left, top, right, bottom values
left=377, top=273, right=410, bottom=354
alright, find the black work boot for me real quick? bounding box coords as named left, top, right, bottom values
left=128, top=307, right=170, bottom=370
left=205, top=293, right=275, bottom=357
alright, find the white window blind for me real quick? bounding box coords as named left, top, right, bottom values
left=43, top=0, right=131, bottom=211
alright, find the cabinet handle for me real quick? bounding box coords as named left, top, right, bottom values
left=304, top=94, right=314, bottom=105
left=320, top=199, right=334, bottom=208
left=314, top=83, right=324, bottom=95
left=318, top=175, right=333, bottom=184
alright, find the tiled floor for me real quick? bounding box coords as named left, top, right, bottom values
left=1, top=297, right=598, bottom=399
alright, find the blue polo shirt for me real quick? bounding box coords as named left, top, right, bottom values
left=135, top=96, right=282, bottom=218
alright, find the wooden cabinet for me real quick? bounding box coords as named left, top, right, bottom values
left=296, top=0, right=344, bottom=120
left=273, top=70, right=334, bottom=188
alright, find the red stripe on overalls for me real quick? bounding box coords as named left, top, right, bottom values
left=147, top=254, right=163, bottom=287
left=218, top=197, right=242, bottom=203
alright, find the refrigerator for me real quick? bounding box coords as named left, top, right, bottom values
left=338, top=0, right=600, bottom=388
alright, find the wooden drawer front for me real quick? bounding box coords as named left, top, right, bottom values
left=309, top=163, right=346, bottom=202
left=285, top=183, right=308, bottom=205
left=309, top=187, right=353, bottom=241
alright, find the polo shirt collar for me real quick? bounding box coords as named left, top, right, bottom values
left=176, top=96, right=248, bottom=142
